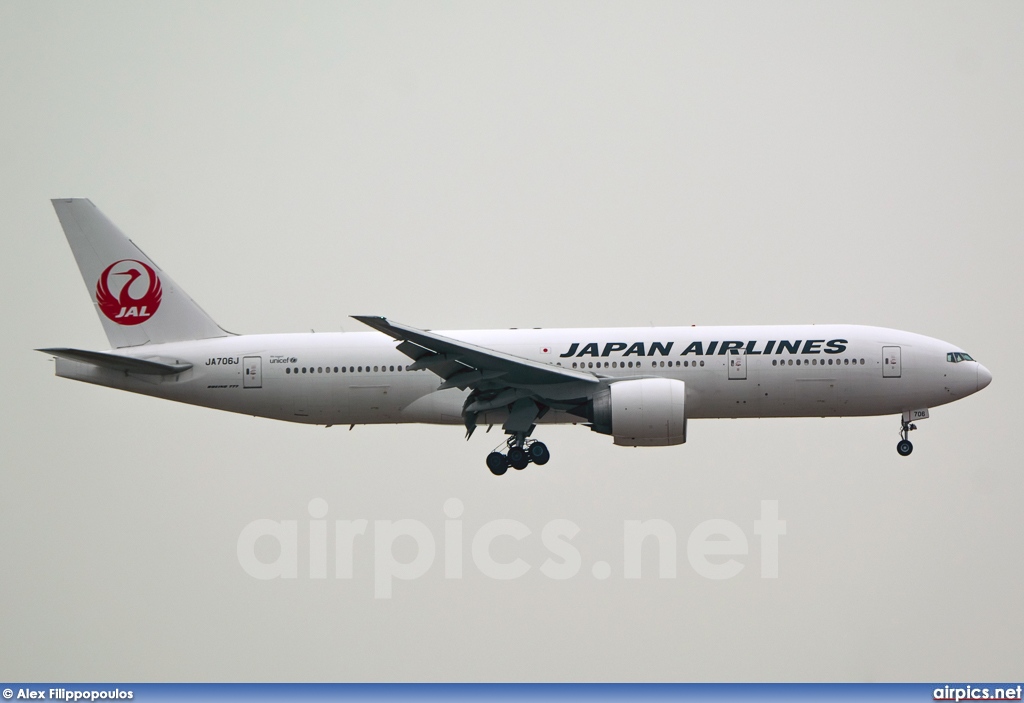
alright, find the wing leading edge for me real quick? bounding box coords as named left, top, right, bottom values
left=351, top=316, right=598, bottom=389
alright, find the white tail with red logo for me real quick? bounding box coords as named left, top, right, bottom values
left=51, top=199, right=229, bottom=348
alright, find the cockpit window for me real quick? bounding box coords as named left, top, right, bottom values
left=947, top=352, right=975, bottom=363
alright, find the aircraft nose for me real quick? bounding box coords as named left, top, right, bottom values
left=977, top=364, right=992, bottom=391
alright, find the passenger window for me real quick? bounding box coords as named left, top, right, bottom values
left=286, top=367, right=291, bottom=374
left=699, top=360, right=705, bottom=367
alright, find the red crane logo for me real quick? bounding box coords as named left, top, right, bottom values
left=95, top=259, right=163, bottom=325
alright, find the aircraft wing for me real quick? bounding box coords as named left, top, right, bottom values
left=352, top=316, right=598, bottom=390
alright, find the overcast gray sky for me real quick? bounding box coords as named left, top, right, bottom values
left=2, top=0, right=1022, bottom=682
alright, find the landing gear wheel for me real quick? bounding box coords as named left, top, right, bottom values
left=486, top=452, right=509, bottom=475
left=528, top=441, right=550, bottom=465
left=897, top=415, right=918, bottom=457
left=508, top=447, right=529, bottom=470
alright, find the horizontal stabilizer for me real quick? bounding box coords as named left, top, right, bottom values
left=38, top=348, right=192, bottom=376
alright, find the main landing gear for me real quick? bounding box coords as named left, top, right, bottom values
left=486, top=432, right=550, bottom=476
left=897, top=418, right=917, bottom=457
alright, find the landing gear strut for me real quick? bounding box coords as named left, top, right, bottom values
left=897, top=418, right=917, bottom=457
left=485, top=432, right=550, bottom=475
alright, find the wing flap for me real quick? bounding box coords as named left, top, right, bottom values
left=438, top=369, right=507, bottom=390
left=396, top=340, right=434, bottom=361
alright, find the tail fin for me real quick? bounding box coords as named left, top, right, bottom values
left=52, top=199, right=229, bottom=348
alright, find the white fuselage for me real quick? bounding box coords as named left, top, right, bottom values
left=55, top=324, right=988, bottom=427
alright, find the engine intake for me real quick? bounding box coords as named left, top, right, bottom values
left=587, top=378, right=687, bottom=447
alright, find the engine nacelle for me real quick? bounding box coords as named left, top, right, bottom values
left=589, top=378, right=687, bottom=447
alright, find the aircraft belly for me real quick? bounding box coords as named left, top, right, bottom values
left=399, top=387, right=467, bottom=424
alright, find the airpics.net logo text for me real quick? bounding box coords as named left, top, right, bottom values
left=237, top=499, right=786, bottom=599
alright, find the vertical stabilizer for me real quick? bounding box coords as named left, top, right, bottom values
left=51, top=199, right=229, bottom=348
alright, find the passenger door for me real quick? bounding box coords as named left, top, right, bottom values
left=243, top=356, right=262, bottom=388
left=728, top=353, right=747, bottom=380
left=883, top=346, right=901, bottom=378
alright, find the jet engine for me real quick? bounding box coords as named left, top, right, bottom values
left=585, top=377, right=687, bottom=446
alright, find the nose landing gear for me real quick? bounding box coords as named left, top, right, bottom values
left=897, top=418, right=917, bottom=456
left=485, top=432, right=550, bottom=475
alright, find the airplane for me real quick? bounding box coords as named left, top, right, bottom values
left=40, top=199, right=992, bottom=475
